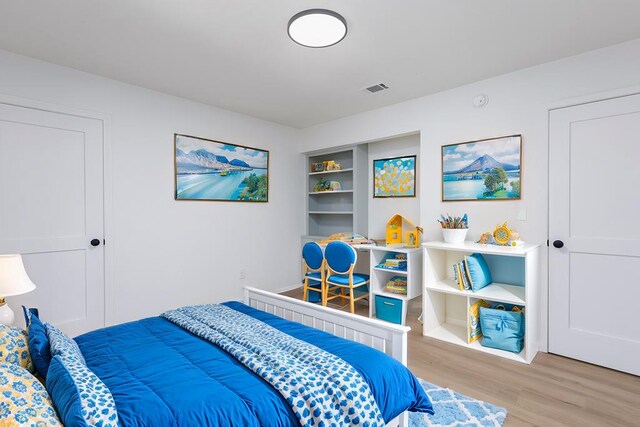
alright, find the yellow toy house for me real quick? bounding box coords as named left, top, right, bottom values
left=385, top=214, right=423, bottom=248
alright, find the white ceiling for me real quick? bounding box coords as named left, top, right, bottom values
left=1, top=1, right=640, bottom=128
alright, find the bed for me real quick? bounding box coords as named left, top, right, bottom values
left=43, top=287, right=432, bottom=426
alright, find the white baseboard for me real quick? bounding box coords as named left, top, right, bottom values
left=272, top=283, right=303, bottom=294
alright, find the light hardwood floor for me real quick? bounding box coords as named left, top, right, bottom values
left=282, top=288, right=640, bottom=427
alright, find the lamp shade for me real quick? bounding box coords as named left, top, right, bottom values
left=0, top=254, right=36, bottom=297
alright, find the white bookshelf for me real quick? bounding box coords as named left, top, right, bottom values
left=422, top=241, right=540, bottom=364
left=369, top=246, right=422, bottom=325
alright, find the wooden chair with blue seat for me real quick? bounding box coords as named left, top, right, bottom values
left=324, top=241, right=370, bottom=314
left=302, top=242, right=326, bottom=305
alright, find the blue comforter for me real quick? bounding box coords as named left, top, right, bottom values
left=75, top=301, right=432, bottom=426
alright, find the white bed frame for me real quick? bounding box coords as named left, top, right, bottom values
left=244, top=286, right=410, bottom=427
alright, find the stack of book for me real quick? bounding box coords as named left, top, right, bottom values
left=453, top=261, right=471, bottom=291
left=376, top=258, right=407, bottom=271
left=385, top=276, right=408, bottom=295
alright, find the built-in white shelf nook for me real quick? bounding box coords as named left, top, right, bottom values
left=305, top=146, right=368, bottom=238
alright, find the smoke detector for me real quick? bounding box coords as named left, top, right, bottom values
left=364, top=83, right=389, bottom=93
left=473, top=94, right=489, bottom=108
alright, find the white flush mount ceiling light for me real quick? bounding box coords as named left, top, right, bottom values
left=288, top=9, right=347, bottom=48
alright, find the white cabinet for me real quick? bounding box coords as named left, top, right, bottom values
left=368, top=246, right=422, bottom=325
left=422, top=241, right=540, bottom=363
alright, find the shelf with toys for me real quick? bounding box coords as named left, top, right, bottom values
left=308, top=168, right=354, bottom=176
left=368, top=214, right=424, bottom=326
left=423, top=219, right=540, bottom=364
left=306, top=146, right=368, bottom=237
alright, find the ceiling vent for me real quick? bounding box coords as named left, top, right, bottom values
left=364, top=83, right=389, bottom=93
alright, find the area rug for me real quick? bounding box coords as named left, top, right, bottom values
left=408, top=379, right=507, bottom=427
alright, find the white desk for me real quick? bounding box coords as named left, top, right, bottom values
left=302, top=239, right=423, bottom=325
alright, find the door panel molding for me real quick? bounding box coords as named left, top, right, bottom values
left=0, top=93, right=114, bottom=329
left=549, top=93, right=640, bottom=375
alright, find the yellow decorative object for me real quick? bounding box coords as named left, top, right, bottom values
left=326, top=161, right=341, bottom=171
left=386, top=214, right=423, bottom=247
left=477, top=222, right=524, bottom=246
left=493, top=222, right=512, bottom=245
left=468, top=300, right=490, bottom=343
left=406, top=231, right=418, bottom=248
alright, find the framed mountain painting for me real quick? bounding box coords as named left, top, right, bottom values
left=174, top=134, right=269, bottom=202
left=442, top=135, right=522, bottom=201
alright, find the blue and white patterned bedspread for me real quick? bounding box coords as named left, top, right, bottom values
left=162, top=304, right=385, bottom=427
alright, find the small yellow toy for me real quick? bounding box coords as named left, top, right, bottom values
left=477, top=222, right=523, bottom=246
left=326, top=161, right=341, bottom=171
left=493, top=222, right=512, bottom=245
left=386, top=214, right=423, bottom=248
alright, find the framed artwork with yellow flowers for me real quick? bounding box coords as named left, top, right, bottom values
left=373, top=155, right=416, bottom=198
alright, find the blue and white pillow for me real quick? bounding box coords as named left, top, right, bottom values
left=45, top=323, right=86, bottom=365
left=46, top=355, right=118, bottom=427
left=27, top=312, right=52, bottom=378
left=0, top=325, right=33, bottom=372
left=0, top=362, right=62, bottom=426
left=464, top=253, right=493, bottom=291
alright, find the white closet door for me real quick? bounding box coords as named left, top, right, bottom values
left=549, top=93, right=640, bottom=375
left=0, top=102, right=104, bottom=336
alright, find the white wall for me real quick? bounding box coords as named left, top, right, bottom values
left=367, top=134, right=420, bottom=239
left=0, top=49, right=304, bottom=325
left=300, top=39, right=640, bottom=350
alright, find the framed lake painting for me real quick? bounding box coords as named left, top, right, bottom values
left=442, top=135, right=521, bottom=201
left=174, top=134, right=269, bottom=202
left=373, top=155, right=416, bottom=198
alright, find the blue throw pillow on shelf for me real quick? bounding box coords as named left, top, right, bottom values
left=464, top=253, right=493, bottom=291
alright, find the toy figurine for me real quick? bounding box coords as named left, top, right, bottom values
left=477, top=222, right=524, bottom=246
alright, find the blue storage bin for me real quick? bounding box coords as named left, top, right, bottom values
left=375, top=295, right=403, bottom=324
left=479, top=306, right=525, bottom=353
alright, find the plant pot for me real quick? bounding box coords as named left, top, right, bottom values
left=442, top=228, right=468, bottom=244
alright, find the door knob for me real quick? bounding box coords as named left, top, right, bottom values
left=553, top=240, right=564, bottom=248
left=90, top=239, right=101, bottom=247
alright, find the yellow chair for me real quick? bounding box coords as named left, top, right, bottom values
left=302, top=242, right=325, bottom=305
left=324, top=241, right=370, bottom=314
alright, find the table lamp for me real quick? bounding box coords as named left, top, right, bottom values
left=0, top=254, right=36, bottom=325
